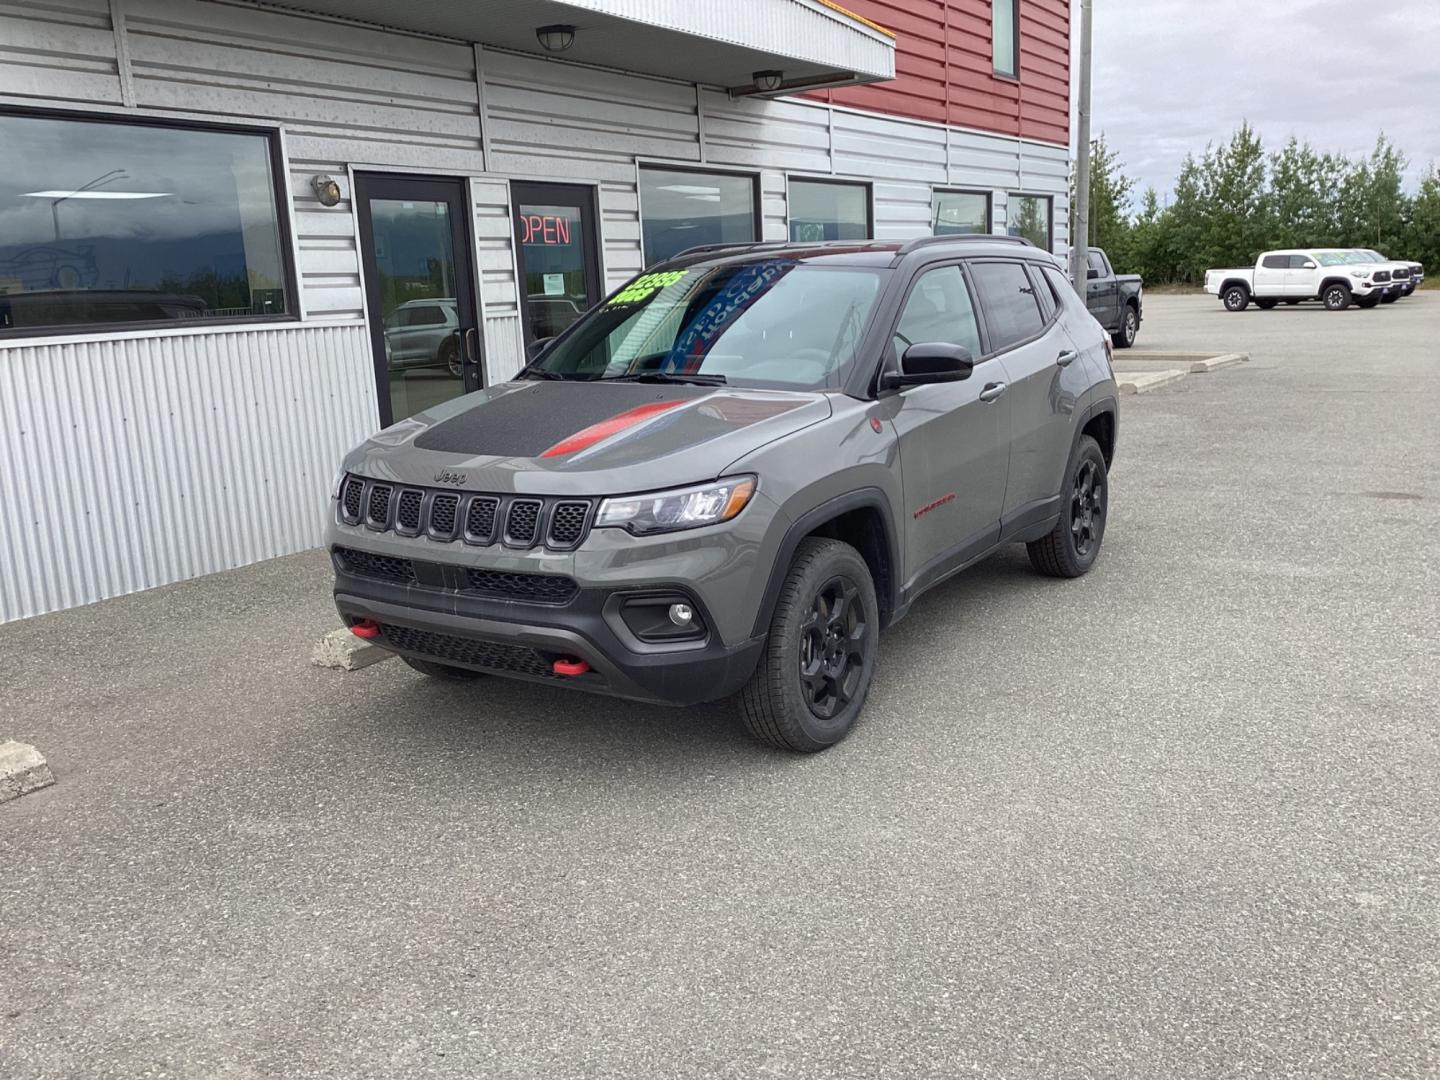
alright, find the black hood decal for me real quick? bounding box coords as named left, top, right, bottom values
left=412, top=382, right=711, bottom=457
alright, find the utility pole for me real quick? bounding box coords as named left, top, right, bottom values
left=1068, top=0, right=1092, bottom=285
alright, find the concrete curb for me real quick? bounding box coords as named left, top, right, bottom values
left=311, top=627, right=394, bottom=671
left=1187, top=351, right=1248, bottom=373
left=0, top=740, right=55, bottom=804
left=1117, top=368, right=1188, bottom=395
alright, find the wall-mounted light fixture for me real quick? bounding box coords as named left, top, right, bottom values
left=311, top=174, right=342, bottom=207
left=752, top=70, right=785, bottom=93
left=536, top=24, right=576, bottom=52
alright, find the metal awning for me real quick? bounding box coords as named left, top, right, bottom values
left=266, top=0, right=897, bottom=93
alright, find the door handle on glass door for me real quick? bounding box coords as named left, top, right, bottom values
left=979, top=382, right=1008, bottom=403
left=1056, top=349, right=1077, bottom=367
left=463, top=327, right=481, bottom=366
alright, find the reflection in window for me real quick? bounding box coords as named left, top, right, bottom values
left=516, top=200, right=588, bottom=342
left=639, top=168, right=756, bottom=266
left=970, top=260, right=1044, bottom=350
left=993, top=0, right=1019, bottom=76
left=1006, top=194, right=1052, bottom=250
left=788, top=179, right=869, bottom=242
left=0, top=112, right=289, bottom=333
left=932, top=190, right=990, bottom=235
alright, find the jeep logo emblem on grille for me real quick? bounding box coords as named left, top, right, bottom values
left=433, top=469, right=467, bottom=486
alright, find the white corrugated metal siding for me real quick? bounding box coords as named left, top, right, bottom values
left=0, top=324, right=374, bottom=622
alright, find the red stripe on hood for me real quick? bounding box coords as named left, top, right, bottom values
left=539, top=399, right=689, bottom=458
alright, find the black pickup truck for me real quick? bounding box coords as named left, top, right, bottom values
left=1066, top=247, right=1143, bottom=348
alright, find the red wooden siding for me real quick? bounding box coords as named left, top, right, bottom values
left=813, top=0, right=1070, bottom=146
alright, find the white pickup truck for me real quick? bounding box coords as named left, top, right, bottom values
left=1204, top=249, right=1389, bottom=311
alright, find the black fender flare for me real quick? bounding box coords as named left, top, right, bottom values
left=750, top=487, right=901, bottom=638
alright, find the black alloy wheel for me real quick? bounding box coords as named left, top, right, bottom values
left=798, top=576, right=868, bottom=721
left=1071, top=458, right=1105, bottom=558
left=1113, top=305, right=1138, bottom=348
left=1223, top=285, right=1249, bottom=311
left=1323, top=283, right=1352, bottom=311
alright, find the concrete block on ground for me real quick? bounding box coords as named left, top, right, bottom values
left=0, top=740, right=55, bottom=804
left=1187, top=351, right=1248, bottom=373
left=311, top=627, right=393, bottom=671
left=1117, top=368, right=1188, bottom=395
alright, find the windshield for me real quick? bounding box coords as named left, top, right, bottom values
left=1315, top=252, right=1353, bottom=267
left=524, top=260, right=886, bottom=390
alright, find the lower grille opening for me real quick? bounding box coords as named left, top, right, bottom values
left=464, top=569, right=578, bottom=605
left=335, top=547, right=415, bottom=584
left=379, top=623, right=557, bottom=679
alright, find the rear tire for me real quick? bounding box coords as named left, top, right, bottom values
left=1255, top=298, right=1278, bottom=310
left=740, top=537, right=878, bottom=753
left=402, top=656, right=487, bottom=680
left=1222, top=285, right=1250, bottom=312
left=1323, top=283, right=1352, bottom=311
left=1111, top=303, right=1139, bottom=348
left=1028, top=435, right=1108, bottom=579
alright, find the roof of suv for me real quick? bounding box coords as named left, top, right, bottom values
left=661, top=235, right=1042, bottom=270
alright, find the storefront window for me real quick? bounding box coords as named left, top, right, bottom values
left=932, top=190, right=991, bottom=235
left=1007, top=194, right=1052, bottom=250
left=788, top=179, right=870, bottom=241
left=639, top=167, right=757, bottom=266
left=0, top=111, right=291, bottom=333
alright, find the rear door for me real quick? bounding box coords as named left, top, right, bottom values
left=1253, top=254, right=1290, bottom=296
left=970, top=258, right=1085, bottom=520
left=887, top=264, right=1010, bottom=586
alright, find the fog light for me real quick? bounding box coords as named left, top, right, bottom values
left=668, top=603, right=694, bottom=627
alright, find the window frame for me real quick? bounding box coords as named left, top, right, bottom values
left=1004, top=192, right=1054, bottom=251
left=784, top=174, right=875, bottom=242
left=992, top=0, right=1021, bottom=79
left=967, top=257, right=1052, bottom=358
left=0, top=104, right=301, bottom=341
left=636, top=162, right=763, bottom=267
left=930, top=188, right=994, bottom=237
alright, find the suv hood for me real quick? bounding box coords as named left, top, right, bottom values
left=344, top=380, right=833, bottom=495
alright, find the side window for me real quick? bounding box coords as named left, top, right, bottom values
left=1290, top=255, right=1314, bottom=269
left=1261, top=255, right=1289, bottom=269
left=1030, top=264, right=1057, bottom=320
left=970, top=260, right=1045, bottom=351
left=893, top=266, right=981, bottom=357
left=411, top=305, right=446, bottom=326
left=1087, top=250, right=1107, bottom=275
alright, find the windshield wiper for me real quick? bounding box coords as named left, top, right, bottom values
left=517, top=367, right=569, bottom=380
left=606, top=372, right=728, bottom=386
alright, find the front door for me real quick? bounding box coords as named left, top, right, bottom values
left=356, top=174, right=482, bottom=428
left=888, top=264, right=1010, bottom=589
left=511, top=181, right=602, bottom=350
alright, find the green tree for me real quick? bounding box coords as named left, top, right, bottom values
left=1337, top=134, right=1408, bottom=251
left=1406, top=165, right=1440, bottom=271
left=1269, top=137, right=1346, bottom=248
left=1071, top=133, right=1135, bottom=256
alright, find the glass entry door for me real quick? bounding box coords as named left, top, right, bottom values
left=511, top=182, right=601, bottom=349
left=356, top=174, right=482, bottom=427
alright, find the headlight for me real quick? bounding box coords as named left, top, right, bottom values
left=1349, top=270, right=1367, bottom=278
left=330, top=464, right=347, bottom=499
left=596, top=476, right=756, bottom=535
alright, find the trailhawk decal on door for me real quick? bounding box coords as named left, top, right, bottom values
left=912, top=493, right=957, bottom=519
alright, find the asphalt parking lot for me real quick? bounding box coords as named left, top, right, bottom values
left=2, top=292, right=1437, bottom=1079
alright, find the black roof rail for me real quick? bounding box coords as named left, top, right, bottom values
left=670, top=240, right=791, bottom=259
left=894, top=234, right=1036, bottom=255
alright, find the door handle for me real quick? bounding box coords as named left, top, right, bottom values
left=979, top=382, right=1008, bottom=403
left=463, top=327, right=480, bottom=367
left=1056, top=349, right=1078, bottom=367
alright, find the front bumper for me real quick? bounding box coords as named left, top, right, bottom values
left=333, top=560, right=766, bottom=706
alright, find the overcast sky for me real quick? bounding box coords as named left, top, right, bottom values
left=1074, top=0, right=1440, bottom=208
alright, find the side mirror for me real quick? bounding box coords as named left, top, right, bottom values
left=1086, top=266, right=1100, bottom=279
left=883, top=342, right=975, bottom=389
left=525, top=336, right=553, bottom=361
left=1301, top=260, right=1317, bottom=269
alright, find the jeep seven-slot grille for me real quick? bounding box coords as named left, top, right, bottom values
left=338, top=476, right=593, bottom=552
left=379, top=623, right=556, bottom=679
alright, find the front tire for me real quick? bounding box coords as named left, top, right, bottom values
left=740, top=537, right=878, bottom=752
left=1380, top=291, right=1399, bottom=304
left=1222, top=285, right=1250, bottom=312
left=1323, top=283, right=1352, bottom=310
left=1027, top=435, right=1108, bottom=578
left=1112, top=303, right=1139, bottom=348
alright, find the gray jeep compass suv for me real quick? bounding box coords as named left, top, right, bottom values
left=329, top=236, right=1118, bottom=751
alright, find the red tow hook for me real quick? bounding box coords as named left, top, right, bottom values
left=552, top=658, right=590, bottom=677
left=351, top=618, right=380, bottom=639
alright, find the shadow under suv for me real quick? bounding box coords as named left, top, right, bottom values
left=329, top=236, right=1119, bottom=751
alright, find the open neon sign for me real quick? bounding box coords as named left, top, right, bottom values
left=519, top=214, right=574, bottom=246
